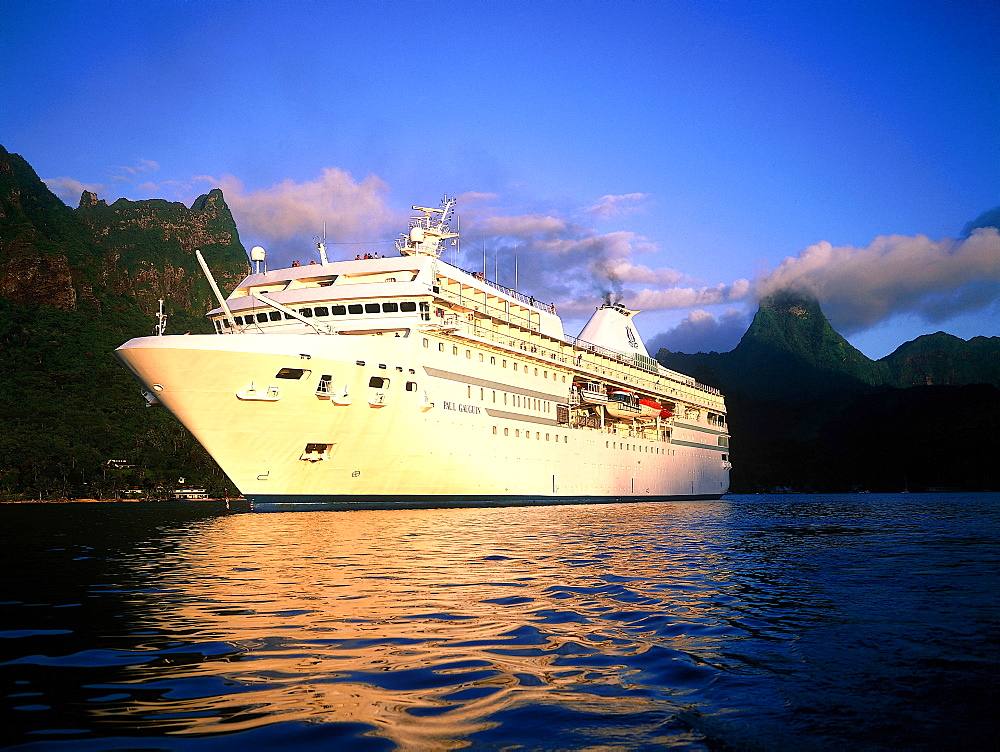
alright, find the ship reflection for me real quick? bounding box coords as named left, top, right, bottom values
left=118, top=502, right=736, bottom=747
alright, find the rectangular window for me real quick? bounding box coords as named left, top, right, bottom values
left=406, top=381, right=417, bottom=391
left=419, top=302, right=430, bottom=320
left=382, top=302, right=399, bottom=313
left=422, top=338, right=429, bottom=348
left=276, top=368, right=309, bottom=379
left=369, top=376, right=389, bottom=388
left=400, top=301, right=417, bottom=312
left=234, top=315, right=244, bottom=325
left=283, top=312, right=295, bottom=319
left=313, top=306, right=329, bottom=317
left=268, top=311, right=282, bottom=321
left=299, top=308, right=313, bottom=318
left=332, top=305, right=347, bottom=315
left=365, top=303, right=381, bottom=314
left=348, top=304, right=363, bottom=314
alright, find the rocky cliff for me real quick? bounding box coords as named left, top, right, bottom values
left=0, top=144, right=249, bottom=323
left=0, top=145, right=250, bottom=500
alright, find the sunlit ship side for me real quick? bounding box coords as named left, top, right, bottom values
left=116, top=196, right=730, bottom=511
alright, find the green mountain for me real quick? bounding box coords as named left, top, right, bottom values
left=0, top=145, right=249, bottom=500
left=659, top=289, right=884, bottom=400
left=881, top=332, right=1000, bottom=387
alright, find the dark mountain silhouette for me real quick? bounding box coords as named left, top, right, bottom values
left=657, top=290, right=999, bottom=493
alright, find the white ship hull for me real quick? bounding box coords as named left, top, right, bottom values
left=117, top=331, right=729, bottom=510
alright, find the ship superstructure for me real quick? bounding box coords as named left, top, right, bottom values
left=116, top=197, right=730, bottom=510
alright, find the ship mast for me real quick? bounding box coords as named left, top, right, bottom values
left=395, top=195, right=459, bottom=258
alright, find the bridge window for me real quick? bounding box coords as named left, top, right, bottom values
left=400, top=301, right=417, bottom=312
left=314, top=306, right=329, bottom=316
left=332, top=305, right=347, bottom=315
left=365, top=303, right=380, bottom=314
left=269, top=311, right=282, bottom=321
left=348, top=304, right=363, bottom=314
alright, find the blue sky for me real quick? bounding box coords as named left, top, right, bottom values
left=2, top=0, right=998, bottom=357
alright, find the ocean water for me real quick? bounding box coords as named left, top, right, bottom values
left=1, top=493, right=998, bottom=751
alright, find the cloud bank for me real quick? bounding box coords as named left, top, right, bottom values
left=647, top=309, right=751, bottom=354
left=202, top=169, right=400, bottom=260
left=755, top=228, right=1000, bottom=334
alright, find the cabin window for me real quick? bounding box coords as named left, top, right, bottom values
left=493, top=426, right=497, bottom=435
left=348, top=304, right=363, bottom=314
left=299, top=308, right=313, bottom=318
left=438, top=343, right=444, bottom=352
left=453, top=346, right=459, bottom=355
left=504, top=428, right=509, bottom=436
left=400, top=302, right=417, bottom=312
left=422, top=338, right=429, bottom=348
left=406, top=381, right=417, bottom=391
left=269, top=311, right=282, bottom=321
left=276, top=368, right=309, bottom=379
left=514, top=363, right=518, bottom=371
left=252, top=313, right=264, bottom=323
left=365, top=303, right=381, bottom=314
left=369, top=376, right=388, bottom=388
left=516, top=429, right=520, bottom=437
left=332, top=305, right=347, bottom=315
left=283, top=312, right=295, bottom=319
left=314, top=306, right=329, bottom=317
left=535, top=368, right=538, bottom=376
left=382, top=302, right=399, bottom=313
left=491, top=357, right=496, bottom=365
left=233, top=315, right=244, bottom=325
left=466, top=350, right=471, bottom=359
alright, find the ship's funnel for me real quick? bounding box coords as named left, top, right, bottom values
left=578, top=302, right=649, bottom=357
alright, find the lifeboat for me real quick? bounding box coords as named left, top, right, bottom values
left=577, top=382, right=608, bottom=405
left=605, top=390, right=641, bottom=420
left=638, top=398, right=661, bottom=419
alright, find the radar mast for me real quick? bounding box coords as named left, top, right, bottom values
left=395, top=195, right=459, bottom=258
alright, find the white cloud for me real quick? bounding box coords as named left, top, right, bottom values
left=199, top=168, right=400, bottom=260
left=755, top=228, right=1000, bottom=333
left=42, top=177, right=105, bottom=205
left=647, top=308, right=751, bottom=354
left=582, top=193, right=652, bottom=220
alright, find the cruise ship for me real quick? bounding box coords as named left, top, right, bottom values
left=115, top=197, right=730, bottom=511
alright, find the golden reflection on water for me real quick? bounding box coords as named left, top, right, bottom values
left=131, top=502, right=736, bottom=748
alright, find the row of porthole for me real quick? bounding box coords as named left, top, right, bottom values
left=606, top=440, right=672, bottom=455
left=493, top=427, right=568, bottom=442
left=466, top=385, right=553, bottom=414
left=423, top=338, right=567, bottom=383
